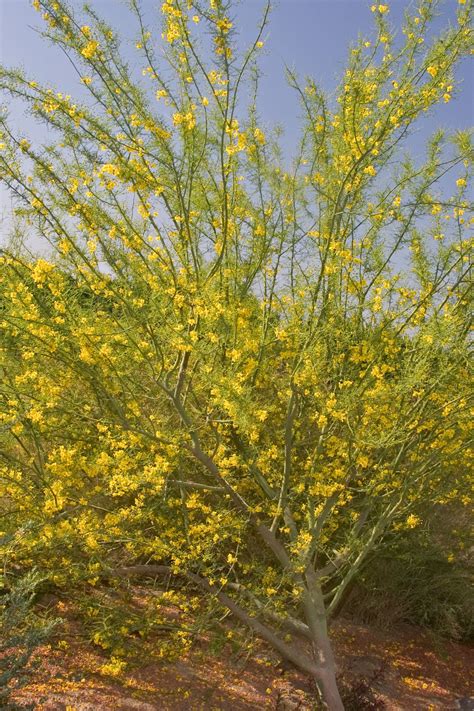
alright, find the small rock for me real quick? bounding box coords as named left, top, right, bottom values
left=346, top=654, right=383, bottom=677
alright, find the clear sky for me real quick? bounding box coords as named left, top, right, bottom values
left=0, top=0, right=473, bottom=224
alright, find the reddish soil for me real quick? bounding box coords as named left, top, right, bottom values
left=332, top=620, right=473, bottom=710
left=8, top=595, right=474, bottom=710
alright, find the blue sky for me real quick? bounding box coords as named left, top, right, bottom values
left=0, top=0, right=472, bottom=223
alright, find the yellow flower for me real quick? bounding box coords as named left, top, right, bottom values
left=138, top=202, right=150, bottom=219
left=456, top=178, right=466, bottom=188
left=183, top=111, right=196, bottom=129
left=31, top=258, right=55, bottom=284
left=100, top=657, right=127, bottom=677
left=426, top=65, right=438, bottom=77
left=254, top=127, right=265, bottom=145
left=317, top=413, right=328, bottom=428
left=81, top=40, right=99, bottom=59
left=99, top=163, right=120, bottom=176
left=192, top=15, right=200, bottom=23
left=216, top=17, right=232, bottom=34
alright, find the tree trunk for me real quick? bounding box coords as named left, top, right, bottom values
left=303, top=569, right=345, bottom=710
left=315, top=669, right=345, bottom=711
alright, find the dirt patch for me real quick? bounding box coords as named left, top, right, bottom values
left=333, top=618, right=474, bottom=709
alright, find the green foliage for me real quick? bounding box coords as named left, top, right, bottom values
left=77, top=584, right=196, bottom=661
left=344, top=522, right=473, bottom=641
left=0, top=572, right=60, bottom=708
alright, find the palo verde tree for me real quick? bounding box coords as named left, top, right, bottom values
left=0, top=1, right=472, bottom=708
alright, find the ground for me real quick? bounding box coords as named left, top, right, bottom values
left=7, top=591, right=474, bottom=710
